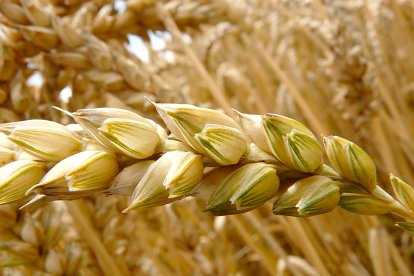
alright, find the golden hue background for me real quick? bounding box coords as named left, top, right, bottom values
left=0, top=0, right=413, bottom=275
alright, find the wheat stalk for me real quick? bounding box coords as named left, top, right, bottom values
left=1, top=102, right=413, bottom=235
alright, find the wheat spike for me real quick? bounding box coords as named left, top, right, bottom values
left=1, top=103, right=413, bottom=227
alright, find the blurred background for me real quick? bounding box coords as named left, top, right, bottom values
left=1, top=0, right=414, bottom=275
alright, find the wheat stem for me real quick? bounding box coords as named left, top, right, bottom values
left=228, top=215, right=277, bottom=274
left=65, top=200, right=125, bottom=276
left=387, top=235, right=412, bottom=276
left=243, top=35, right=327, bottom=135
left=156, top=4, right=233, bottom=115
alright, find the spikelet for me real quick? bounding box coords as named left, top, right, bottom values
left=238, top=112, right=323, bottom=173
left=205, top=163, right=279, bottom=215
left=0, top=161, right=45, bottom=204
left=0, top=120, right=82, bottom=162
left=324, top=136, right=376, bottom=192
left=70, top=108, right=166, bottom=159
left=154, top=102, right=247, bottom=165
left=123, top=151, right=204, bottom=211
left=273, top=176, right=341, bottom=217
left=390, top=175, right=414, bottom=212
left=27, top=151, right=119, bottom=199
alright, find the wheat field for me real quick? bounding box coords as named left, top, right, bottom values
left=1, top=0, right=414, bottom=275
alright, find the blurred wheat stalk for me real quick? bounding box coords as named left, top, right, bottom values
left=1, top=0, right=414, bottom=275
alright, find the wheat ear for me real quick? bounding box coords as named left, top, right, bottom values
left=1, top=102, right=414, bottom=234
